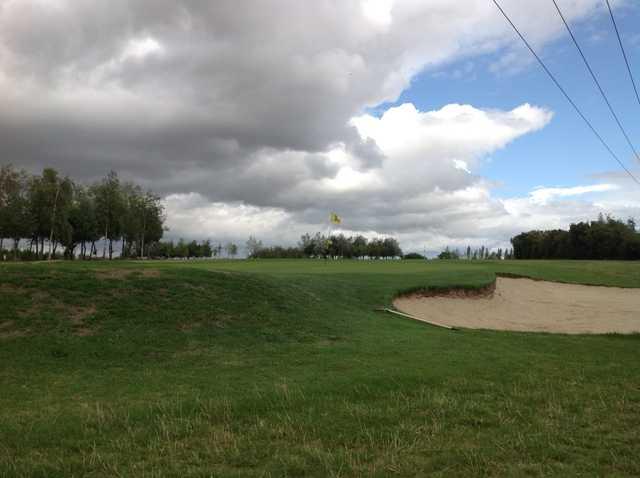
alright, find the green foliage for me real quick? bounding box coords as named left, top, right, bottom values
left=0, top=165, right=165, bottom=261
left=437, top=247, right=460, bottom=260
left=254, top=233, right=402, bottom=259
left=403, top=252, right=425, bottom=259
left=511, top=215, right=640, bottom=260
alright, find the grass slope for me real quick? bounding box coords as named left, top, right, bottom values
left=1, top=259, right=639, bottom=477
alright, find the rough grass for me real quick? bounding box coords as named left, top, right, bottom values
left=1, top=259, right=639, bottom=477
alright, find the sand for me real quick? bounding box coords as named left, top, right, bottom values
left=393, top=277, right=640, bottom=334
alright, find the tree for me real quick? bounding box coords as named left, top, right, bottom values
left=66, top=184, right=99, bottom=259
left=438, top=247, right=459, bottom=260
left=94, top=171, right=125, bottom=259
left=246, top=236, right=263, bottom=258
left=511, top=216, right=640, bottom=260
left=0, top=165, right=31, bottom=258
left=382, top=237, right=402, bottom=258
left=225, top=242, right=238, bottom=258
left=403, top=252, right=425, bottom=260
left=26, top=168, right=73, bottom=259
left=352, top=235, right=368, bottom=259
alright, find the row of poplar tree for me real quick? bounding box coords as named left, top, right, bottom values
left=437, top=246, right=514, bottom=260
left=0, top=165, right=164, bottom=260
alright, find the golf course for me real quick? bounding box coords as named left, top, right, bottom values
left=1, top=259, right=639, bottom=477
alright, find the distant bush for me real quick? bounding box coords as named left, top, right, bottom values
left=250, top=246, right=305, bottom=259
left=437, top=247, right=460, bottom=260
left=403, top=252, right=425, bottom=260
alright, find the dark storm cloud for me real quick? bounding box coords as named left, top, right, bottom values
left=0, top=0, right=619, bottom=249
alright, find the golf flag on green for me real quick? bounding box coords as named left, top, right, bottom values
left=330, top=212, right=342, bottom=225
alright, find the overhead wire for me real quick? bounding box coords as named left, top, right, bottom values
left=491, top=0, right=640, bottom=185
left=551, top=0, right=640, bottom=165
left=605, top=0, right=640, bottom=108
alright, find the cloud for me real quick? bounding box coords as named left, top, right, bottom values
left=0, top=0, right=631, bottom=252
left=529, top=184, right=619, bottom=205
left=161, top=101, right=557, bottom=252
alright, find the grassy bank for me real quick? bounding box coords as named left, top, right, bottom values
left=1, top=260, right=639, bottom=477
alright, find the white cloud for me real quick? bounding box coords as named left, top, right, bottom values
left=529, top=184, right=619, bottom=205
left=1, top=0, right=634, bottom=253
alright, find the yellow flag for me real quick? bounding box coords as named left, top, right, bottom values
left=330, top=212, right=342, bottom=225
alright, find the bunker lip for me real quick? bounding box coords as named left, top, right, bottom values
left=393, top=276, right=640, bottom=335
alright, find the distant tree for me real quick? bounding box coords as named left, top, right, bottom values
left=225, top=242, right=238, bottom=258
left=202, top=240, right=212, bottom=258
left=403, top=252, right=425, bottom=260
left=511, top=216, right=640, bottom=260
left=466, top=245, right=471, bottom=260
left=246, top=236, right=263, bottom=258
left=0, top=165, right=31, bottom=258
left=438, top=247, right=459, bottom=260
left=93, top=171, right=125, bottom=259
left=352, top=235, right=368, bottom=259
left=67, top=184, right=99, bottom=259
left=382, top=237, right=402, bottom=258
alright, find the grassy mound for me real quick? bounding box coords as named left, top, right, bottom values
left=1, top=260, right=640, bottom=477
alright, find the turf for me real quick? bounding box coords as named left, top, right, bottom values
left=1, top=259, right=639, bottom=477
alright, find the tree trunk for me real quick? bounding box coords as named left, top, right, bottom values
left=48, top=182, right=61, bottom=261
left=109, top=239, right=113, bottom=260
left=102, top=222, right=108, bottom=259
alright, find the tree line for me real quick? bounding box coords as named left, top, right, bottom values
left=150, top=240, right=239, bottom=259
left=511, top=215, right=640, bottom=260
left=246, top=233, right=403, bottom=259
left=0, top=165, right=165, bottom=260
left=437, top=246, right=514, bottom=260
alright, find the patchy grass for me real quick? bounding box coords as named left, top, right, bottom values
left=0, top=259, right=639, bottom=477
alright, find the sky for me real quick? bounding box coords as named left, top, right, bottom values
left=1, top=0, right=639, bottom=255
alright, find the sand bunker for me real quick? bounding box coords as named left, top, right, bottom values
left=393, top=277, right=640, bottom=334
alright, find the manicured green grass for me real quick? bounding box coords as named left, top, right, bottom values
left=1, top=259, right=639, bottom=477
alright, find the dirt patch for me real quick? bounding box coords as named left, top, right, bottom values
left=178, top=322, right=202, bottom=331
left=94, top=269, right=133, bottom=280
left=393, top=277, right=640, bottom=334
left=94, top=268, right=161, bottom=280
left=69, top=305, right=96, bottom=325
left=0, top=329, right=30, bottom=339
left=68, top=305, right=97, bottom=336
left=139, top=269, right=161, bottom=278
left=0, top=318, right=30, bottom=339
left=73, top=327, right=96, bottom=337
left=0, top=283, right=26, bottom=294
left=16, top=291, right=52, bottom=318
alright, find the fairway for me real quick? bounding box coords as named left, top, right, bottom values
left=1, top=259, right=640, bottom=477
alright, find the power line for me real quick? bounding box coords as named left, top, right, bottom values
left=491, top=0, right=640, bottom=186
left=552, top=0, right=640, bottom=165
left=605, top=0, right=640, bottom=108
